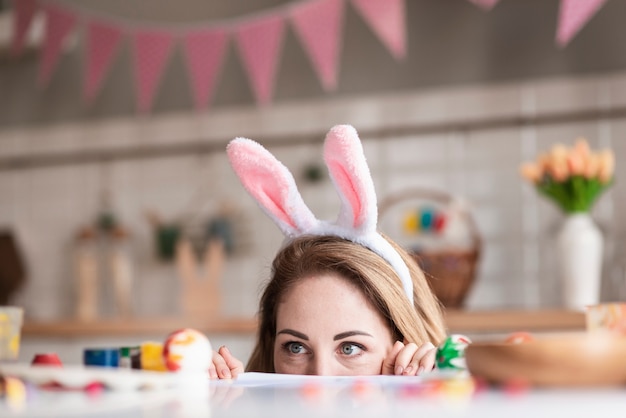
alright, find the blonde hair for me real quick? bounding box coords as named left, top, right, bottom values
left=246, top=235, right=446, bottom=372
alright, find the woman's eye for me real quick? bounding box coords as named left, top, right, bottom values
left=286, top=342, right=307, bottom=354
left=340, top=343, right=364, bottom=356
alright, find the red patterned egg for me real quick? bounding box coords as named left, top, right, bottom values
left=162, top=328, right=212, bottom=372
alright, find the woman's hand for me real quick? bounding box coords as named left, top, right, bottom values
left=209, top=346, right=244, bottom=380
left=381, top=341, right=437, bottom=376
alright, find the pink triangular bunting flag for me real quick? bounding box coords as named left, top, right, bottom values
left=235, top=15, right=286, bottom=105
left=291, top=0, right=344, bottom=91
left=83, top=20, right=124, bottom=103
left=181, top=28, right=228, bottom=110
left=11, top=0, right=38, bottom=56
left=350, top=0, right=406, bottom=60
left=131, top=30, right=174, bottom=113
left=38, top=4, right=77, bottom=86
left=467, top=0, right=501, bottom=11
left=556, top=0, right=608, bottom=47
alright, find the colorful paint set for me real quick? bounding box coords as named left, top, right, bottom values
left=28, top=328, right=212, bottom=374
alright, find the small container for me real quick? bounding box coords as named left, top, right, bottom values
left=118, top=346, right=140, bottom=369
left=83, top=348, right=119, bottom=367
left=31, top=353, right=63, bottom=367
left=139, top=342, right=167, bottom=372
left=0, top=306, right=24, bottom=361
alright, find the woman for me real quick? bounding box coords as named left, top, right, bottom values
left=209, top=125, right=447, bottom=379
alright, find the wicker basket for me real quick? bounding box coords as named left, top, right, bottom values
left=379, top=188, right=482, bottom=308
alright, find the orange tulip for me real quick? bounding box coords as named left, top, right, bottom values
left=566, top=152, right=585, bottom=176
left=520, top=162, right=542, bottom=183
left=549, top=159, right=569, bottom=182
left=573, top=138, right=590, bottom=158
left=597, top=149, right=615, bottom=184
left=583, top=154, right=600, bottom=179
left=550, top=144, right=569, bottom=162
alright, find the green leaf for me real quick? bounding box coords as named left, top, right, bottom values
left=535, top=175, right=611, bottom=213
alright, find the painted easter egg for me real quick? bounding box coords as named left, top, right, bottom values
left=162, top=328, right=212, bottom=372
left=420, top=208, right=435, bottom=230
left=436, top=334, right=472, bottom=371
left=403, top=207, right=448, bottom=235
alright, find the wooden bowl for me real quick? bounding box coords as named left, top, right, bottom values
left=465, top=333, right=626, bottom=387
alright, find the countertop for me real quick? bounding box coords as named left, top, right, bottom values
left=1, top=372, right=623, bottom=418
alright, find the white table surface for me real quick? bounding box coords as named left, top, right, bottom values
left=2, top=371, right=626, bottom=418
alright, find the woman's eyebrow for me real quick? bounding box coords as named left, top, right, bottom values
left=334, top=331, right=373, bottom=340
left=277, top=329, right=309, bottom=340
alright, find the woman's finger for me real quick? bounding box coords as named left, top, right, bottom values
left=393, top=343, right=419, bottom=375
left=416, top=345, right=438, bottom=375
left=381, top=341, right=405, bottom=375
left=218, top=346, right=244, bottom=378
left=211, top=350, right=232, bottom=379
left=404, top=342, right=436, bottom=376
left=208, top=351, right=221, bottom=379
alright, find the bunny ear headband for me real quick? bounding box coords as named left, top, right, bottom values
left=226, top=125, right=414, bottom=305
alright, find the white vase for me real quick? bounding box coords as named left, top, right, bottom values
left=557, top=213, right=604, bottom=311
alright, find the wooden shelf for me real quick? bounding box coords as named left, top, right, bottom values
left=444, top=309, right=585, bottom=333
left=22, top=317, right=258, bottom=338
left=21, top=310, right=586, bottom=338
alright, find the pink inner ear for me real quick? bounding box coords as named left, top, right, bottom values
left=240, top=168, right=297, bottom=230
left=228, top=138, right=299, bottom=231
left=328, top=160, right=363, bottom=227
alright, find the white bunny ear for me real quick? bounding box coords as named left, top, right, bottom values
left=227, top=138, right=318, bottom=238
left=324, top=125, right=414, bottom=305
left=228, top=129, right=414, bottom=306
left=323, top=125, right=377, bottom=233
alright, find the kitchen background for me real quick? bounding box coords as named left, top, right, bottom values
left=1, top=0, right=626, bottom=362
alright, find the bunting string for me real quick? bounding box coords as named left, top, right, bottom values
left=9, top=0, right=610, bottom=113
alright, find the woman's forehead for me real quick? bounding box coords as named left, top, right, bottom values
left=275, top=273, right=390, bottom=336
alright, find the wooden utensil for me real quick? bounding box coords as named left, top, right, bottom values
left=176, top=238, right=223, bottom=319
left=75, top=228, right=99, bottom=321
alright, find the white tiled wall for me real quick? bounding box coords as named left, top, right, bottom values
left=2, top=71, right=626, bottom=362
